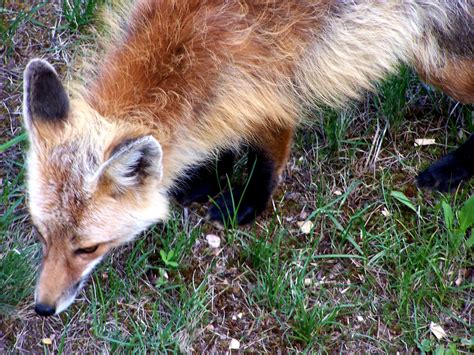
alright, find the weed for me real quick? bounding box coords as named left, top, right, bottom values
left=160, top=249, right=179, bottom=268
left=0, top=3, right=46, bottom=59
left=376, top=65, right=411, bottom=129
left=62, top=0, right=104, bottom=31
left=290, top=300, right=343, bottom=345
left=441, top=195, right=474, bottom=247
left=0, top=244, right=37, bottom=315
left=0, top=132, right=27, bottom=154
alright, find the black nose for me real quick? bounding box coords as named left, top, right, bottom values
left=35, top=303, right=55, bottom=317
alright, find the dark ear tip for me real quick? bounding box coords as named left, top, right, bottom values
left=24, top=59, right=57, bottom=80
left=23, top=58, right=69, bottom=123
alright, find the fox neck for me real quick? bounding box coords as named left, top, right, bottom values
left=78, top=97, right=211, bottom=192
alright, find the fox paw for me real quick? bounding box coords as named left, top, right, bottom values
left=207, top=188, right=262, bottom=226
left=172, top=181, right=220, bottom=206
left=417, top=153, right=472, bottom=192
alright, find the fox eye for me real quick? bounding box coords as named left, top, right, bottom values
left=75, top=245, right=99, bottom=255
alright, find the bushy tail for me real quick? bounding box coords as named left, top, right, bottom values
left=295, top=1, right=471, bottom=107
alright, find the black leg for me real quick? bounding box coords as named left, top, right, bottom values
left=171, top=150, right=234, bottom=206
left=207, top=147, right=277, bottom=225
left=417, top=134, right=474, bottom=192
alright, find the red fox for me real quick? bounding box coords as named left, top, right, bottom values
left=24, top=0, right=473, bottom=316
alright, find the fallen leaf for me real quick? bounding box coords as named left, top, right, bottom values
left=340, top=286, right=350, bottom=294
left=381, top=208, right=391, bottom=217
left=377, top=321, right=392, bottom=340
left=414, top=138, right=436, bottom=146
left=297, top=220, right=314, bottom=234
left=455, top=269, right=466, bottom=287
left=229, top=338, right=240, bottom=350
left=430, top=322, right=447, bottom=340
left=286, top=192, right=300, bottom=201
left=206, top=234, right=221, bottom=248
left=41, top=338, right=52, bottom=345
left=299, top=210, right=308, bottom=220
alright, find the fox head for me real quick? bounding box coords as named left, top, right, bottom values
left=23, top=59, right=170, bottom=316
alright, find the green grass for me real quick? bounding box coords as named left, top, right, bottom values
left=0, top=242, right=37, bottom=315
left=0, top=3, right=46, bottom=58
left=0, top=132, right=27, bottom=154
left=83, top=219, right=208, bottom=352
left=1, top=2, right=473, bottom=353
left=62, top=0, right=105, bottom=31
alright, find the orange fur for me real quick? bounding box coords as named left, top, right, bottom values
left=416, top=57, right=474, bottom=103
left=80, top=0, right=473, bottom=187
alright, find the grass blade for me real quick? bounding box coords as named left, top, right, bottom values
left=390, top=190, right=418, bottom=214
left=0, top=132, right=27, bottom=153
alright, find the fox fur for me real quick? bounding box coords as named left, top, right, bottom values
left=24, top=0, right=473, bottom=315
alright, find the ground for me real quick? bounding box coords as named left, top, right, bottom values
left=0, top=2, right=473, bottom=353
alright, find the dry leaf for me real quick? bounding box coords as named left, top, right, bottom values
left=206, top=234, right=221, bottom=248
left=430, top=322, right=447, bottom=340
left=455, top=269, right=465, bottom=287
left=41, top=338, right=52, bottom=345
left=229, top=338, right=240, bottom=350
left=414, top=138, right=436, bottom=146
left=299, top=210, right=309, bottom=220
left=340, top=286, right=350, bottom=294
left=297, top=220, right=314, bottom=234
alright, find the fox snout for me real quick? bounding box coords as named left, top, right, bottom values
left=34, top=271, right=83, bottom=317
left=34, top=277, right=83, bottom=317
left=34, top=243, right=95, bottom=317
left=34, top=303, right=56, bottom=317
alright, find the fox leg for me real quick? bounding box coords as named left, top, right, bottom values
left=415, top=57, right=474, bottom=191
left=208, top=126, right=293, bottom=225
left=417, top=134, right=474, bottom=192
left=415, top=57, right=474, bottom=104
left=171, top=150, right=235, bottom=206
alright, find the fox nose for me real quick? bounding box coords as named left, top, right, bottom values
left=35, top=303, right=55, bottom=317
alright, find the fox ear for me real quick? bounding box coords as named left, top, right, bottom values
left=97, top=136, right=163, bottom=192
left=23, top=59, right=69, bottom=132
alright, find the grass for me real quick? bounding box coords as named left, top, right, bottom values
left=62, top=0, right=105, bottom=31
left=1, top=1, right=473, bottom=353
left=83, top=219, right=208, bottom=352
